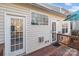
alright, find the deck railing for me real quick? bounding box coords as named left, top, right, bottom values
left=57, top=34, right=79, bottom=50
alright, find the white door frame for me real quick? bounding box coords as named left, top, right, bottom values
left=4, top=11, right=27, bottom=56
left=51, top=20, right=57, bottom=43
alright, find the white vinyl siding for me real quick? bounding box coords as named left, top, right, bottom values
left=0, top=4, right=52, bottom=54
left=0, top=11, right=4, bottom=44
left=0, top=4, right=66, bottom=55
left=26, top=10, right=52, bottom=54
left=72, top=21, right=79, bottom=30
left=0, top=4, right=29, bottom=44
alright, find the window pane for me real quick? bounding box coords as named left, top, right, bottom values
left=11, top=25, right=15, bottom=31
left=62, top=23, right=68, bottom=33
left=11, top=18, right=23, bottom=52
left=20, top=44, right=23, bottom=49
left=16, top=38, right=19, bottom=44
left=11, top=32, right=16, bottom=38
left=11, top=39, right=15, bottom=45
left=31, top=12, right=48, bottom=25
left=19, top=19, right=23, bottom=31
left=11, top=46, right=15, bottom=52
left=16, top=45, right=19, bottom=50
left=20, top=38, right=23, bottom=44
left=66, top=28, right=68, bottom=33
left=52, top=33, right=56, bottom=41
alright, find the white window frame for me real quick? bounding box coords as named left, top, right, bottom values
left=31, top=10, right=48, bottom=25
left=62, top=21, right=70, bottom=35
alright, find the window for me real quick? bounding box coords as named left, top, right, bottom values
left=31, top=12, right=48, bottom=25
left=62, top=23, right=68, bottom=33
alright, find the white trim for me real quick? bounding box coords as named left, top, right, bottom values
left=51, top=20, right=58, bottom=43
left=5, top=11, right=27, bottom=17
left=30, top=10, right=49, bottom=26
left=4, top=11, right=27, bottom=56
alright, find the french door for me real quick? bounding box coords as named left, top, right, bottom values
left=52, top=21, right=57, bottom=42
left=5, top=14, right=26, bottom=56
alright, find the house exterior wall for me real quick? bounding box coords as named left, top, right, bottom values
left=72, top=21, right=79, bottom=30
left=26, top=10, right=52, bottom=54
left=0, top=3, right=66, bottom=55
left=0, top=10, right=4, bottom=44
left=0, top=3, right=29, bottom=43
left=15, top=3, right=65, bottom=21
left=0, top=10, right=4, bottom=55
left=62, top=21, right=71, bottom=35
left=56, top=21, right=71, bottom=35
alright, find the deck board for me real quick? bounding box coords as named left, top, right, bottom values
left=26, top=45, right=79, bottom=56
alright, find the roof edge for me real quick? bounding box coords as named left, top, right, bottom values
left=30, top=3, right=70, bottom=17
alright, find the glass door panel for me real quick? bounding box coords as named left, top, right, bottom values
left=5, top=15, right=25, bottom=56
left=11, top=18, right=23, bottom=52
left=52, top=22, right=56, bottom=41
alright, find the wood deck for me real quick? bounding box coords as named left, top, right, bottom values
left=26, top=44, right=79, bottom=56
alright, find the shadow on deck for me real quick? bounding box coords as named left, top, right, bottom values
left=26, top=44, right=79, bottom=56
